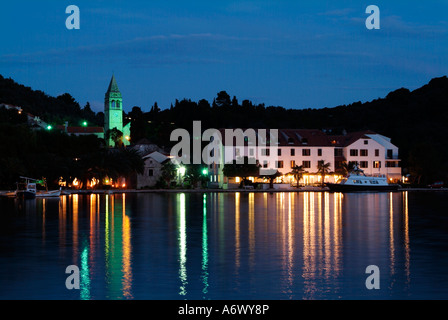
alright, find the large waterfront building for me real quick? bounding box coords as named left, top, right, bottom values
left=207, top=129, right=401, bottom=189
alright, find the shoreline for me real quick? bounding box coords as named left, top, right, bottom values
left=2, top=187, right=447, bottom=196
left=23, top=187, right=448, bottom=194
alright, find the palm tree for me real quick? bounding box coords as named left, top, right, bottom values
left=339, top=161, right=359, bottom=176
left=317, top=160, right=331, bottom=187
left=289, top=165, right=306, bottom=188
left=184, top=164, right=208, bottom=189
left=161, top=160, right=177, bottom=188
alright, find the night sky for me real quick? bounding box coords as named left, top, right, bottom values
left=1, top=0, right=447, bottom=112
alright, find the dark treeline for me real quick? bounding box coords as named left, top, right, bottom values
left=1, top=74, right=448, bottom=186
left=0, top=107, right=143, bottom=189
left=0, top=74, right=103, bottom=127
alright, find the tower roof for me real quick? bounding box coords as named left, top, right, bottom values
left=106, top=74, right=120, bottom=93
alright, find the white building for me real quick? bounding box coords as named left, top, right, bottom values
left=207, top=129, right=401, bottom=189
left=136, top=150, right=171, bottom=189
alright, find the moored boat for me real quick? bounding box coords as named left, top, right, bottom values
left=16, top=178, right=37, bottom=199
left=36, top=189, right=62, bottom=198
left=0, top=190, right=17, bottom=198
left=326, top=169, right=399, bottom=192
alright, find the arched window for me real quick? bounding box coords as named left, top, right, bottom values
left=111, top=101, right=116, bottom=108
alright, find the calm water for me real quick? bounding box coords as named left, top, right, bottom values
left=0, top=191, right=448, bottom=300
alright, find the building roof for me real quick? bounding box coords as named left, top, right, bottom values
left=277, top=129, right=332, bottom=147
left=106, top=74, right=120, bottom=93
left=215, top=128, right=335, bottom=147
left=328, top=130, right=378, bottom=147
left=142, top=151, right=170, bottom=163
left=56, top=125, right=104, bottom=134
left=210, top=128, right=395, bottom=149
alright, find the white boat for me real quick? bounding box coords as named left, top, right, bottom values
left=36, top=189, right=62, bottom=198
left=327, top=167, right=399, bottom=192
left=16, top=177, right=62, bottom=199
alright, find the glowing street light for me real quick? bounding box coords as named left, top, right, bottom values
left=82, top=121, right=88, bottom=127
left=178, top=166, right=186, bottom=176
left=46, top=125, right=52, bottom=130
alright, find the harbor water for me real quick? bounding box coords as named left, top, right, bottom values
left=0, top=191, right=447, bottom=300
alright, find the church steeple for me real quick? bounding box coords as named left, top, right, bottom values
left=104, top=74, right=124, bottom=147
left=107, top=74, right=120, bottom=94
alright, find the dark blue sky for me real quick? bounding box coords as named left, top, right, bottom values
left=1, top=1, right=447, bottom=113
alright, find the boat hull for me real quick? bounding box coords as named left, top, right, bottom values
left=36, top=190, right=61, bottom=198
left=326, top=183, right=400, bottom=192
left=16, top=191, right=36, bottom=199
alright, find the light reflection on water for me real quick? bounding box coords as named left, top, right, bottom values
left=1, top=191, right=448, bottom=299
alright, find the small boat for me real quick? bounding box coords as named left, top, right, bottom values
left=16, top=178, right=37, bottom=199
left=0, top=190, right=17, bottom=198
left=36, top=189, right=62, bottom=198
left=15, top=177, right=62, bottom=199
left=326, top=167, right=399, bottom=192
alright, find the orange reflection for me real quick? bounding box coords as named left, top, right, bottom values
left=403, top=191, right=410, bottom=287
left=71, top=195, right=78, bottom=263
left=249, top=192, right=255, bottom=268
left=42, top=199, right=46, bottom=243
left=302, top=192, right=342, bottom=299
left=122, top=194, right=133, bottom=299
left=90, top=195, right=97, bottom=265
left=59, top=194, right=68, bottom=256
left=285, top=192, right=295, bottom=295
left=235, top=192, right=240, bottom=270
left=389, top=192, right=395, bottom=278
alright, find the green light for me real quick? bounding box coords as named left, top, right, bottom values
left=202, top=168, right=208, bottom=175
left=82, top=121, right=87, bottom=127
left=46, top=125, right=52, bottom=130
left=178, top=166, right=186, bottom=176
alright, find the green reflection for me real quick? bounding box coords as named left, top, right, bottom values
left=202, top=193, right=209, bottom=297
left=80, top=244, right=90, bottom=300
left=105, top=195, right=124, bottom=299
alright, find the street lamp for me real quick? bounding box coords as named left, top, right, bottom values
left=178, top=166, right=186, bottom=176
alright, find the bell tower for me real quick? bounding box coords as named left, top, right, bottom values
left=104, top=74, right=123, bottom=147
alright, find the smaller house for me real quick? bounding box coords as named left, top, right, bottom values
left=136, top=151, right=171, bottom=189
left=56, top=124, right=105, bottom=139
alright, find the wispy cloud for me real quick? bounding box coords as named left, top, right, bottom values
left=381, top=15, right=448, bottom=38
left=0, top=33, right=264, bottom=67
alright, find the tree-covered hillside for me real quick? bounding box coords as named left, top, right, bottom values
left=2, top=74, right=448, bottom=186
